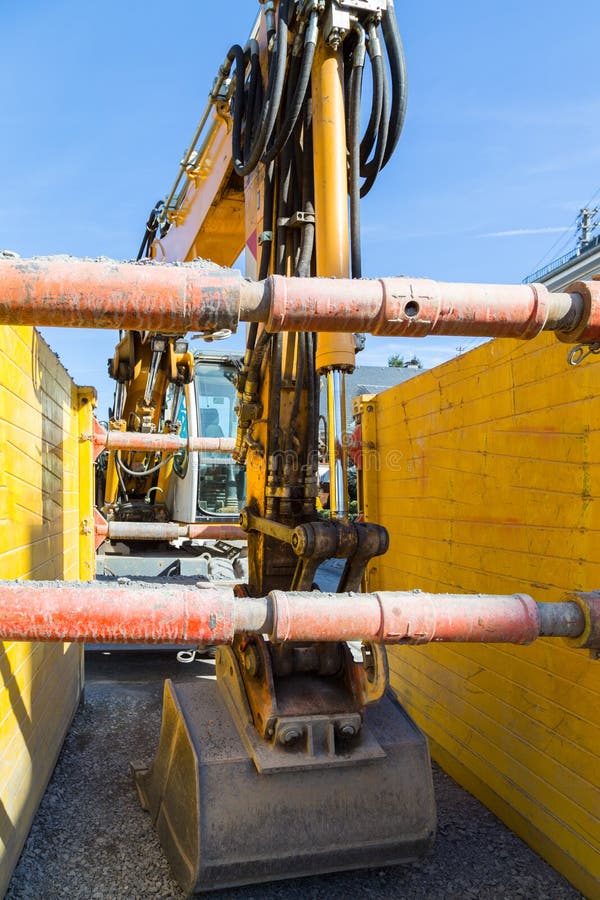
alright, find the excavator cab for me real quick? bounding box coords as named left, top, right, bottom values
left=169, top=350, right=246, bottom=525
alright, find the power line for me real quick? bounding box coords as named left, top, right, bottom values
left=529, top=216, right=578, bottom=273
left=529, top=185, right=600, bottom=272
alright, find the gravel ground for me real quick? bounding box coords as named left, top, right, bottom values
left=7, top=651, right=581, bottom=900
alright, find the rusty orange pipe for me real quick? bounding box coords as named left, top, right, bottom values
left=2, top=256, right=600, bottom=342
left=96, top=521, right=246, bottom=542
left=0, top=583, right=593, bottom=646
left=0, top=581, right=239, bottom=643
left=265, top=275, right=593, bottom=340
left=270, top=591, right=587, bottom=643
left=0, top=256, right=249, bottom=332
left=93, top=431, right=236, bottom=454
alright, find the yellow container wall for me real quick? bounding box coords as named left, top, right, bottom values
left=363, top=333, right=600, bottom=898
left=0, top=326, right=92, bottom=895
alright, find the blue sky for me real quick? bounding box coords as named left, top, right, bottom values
left=2, top=1, right=600, bottom=415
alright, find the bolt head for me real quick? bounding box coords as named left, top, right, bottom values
left=339, top=723, right=357, bottom=739
left=244, top=647, right=260, bottom=677
left=278, top=727, right=302, bottom=747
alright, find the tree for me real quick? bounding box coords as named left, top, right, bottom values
left=387, top=354, right=424, bottom=369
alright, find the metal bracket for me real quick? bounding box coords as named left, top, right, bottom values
left=323, top=2, right=351, bottom=47
left=216, top=642, right=386, bottom=774
left=323, top=0, right=386, bottom=45
left=337, top=0, right=387, bottom=11
left=276, top=211, right=316, bottom=229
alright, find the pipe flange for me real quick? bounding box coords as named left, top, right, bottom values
left=556, top=281, right=600, bottom=344
left=561, top=590, right=600, bottom=650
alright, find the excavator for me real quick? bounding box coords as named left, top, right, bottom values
left=97, top=1, right=434, bottom=888
left=1, top=0, right=599, bottom=895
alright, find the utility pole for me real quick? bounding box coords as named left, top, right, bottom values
left=577, top=207, right=599, bottom=252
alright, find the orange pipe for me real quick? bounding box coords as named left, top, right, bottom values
left=0, top=256, right=243, bottom=332
left=94, top=431, right=236, bottom=454
left=96, top=521, right=246, bottom=542
left=2, top=256, right=598, bottom=342
left=0, top=582, right=591, bottom=646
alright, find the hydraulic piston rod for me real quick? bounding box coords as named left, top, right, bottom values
left=0, top=582, right=597, bottom=648
left=2, top=257, right=600, bottom=343
left=311, top=38, right=356, bottom=519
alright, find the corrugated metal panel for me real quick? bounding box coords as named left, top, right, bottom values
left=362, top=333, right=600, bottom=898
left=0, top=325, right=89, bottom=895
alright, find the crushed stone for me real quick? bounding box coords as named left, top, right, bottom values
left=6, top=651, right=582, bottom=900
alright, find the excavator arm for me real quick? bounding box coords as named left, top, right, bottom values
left=101, top=1, right=429, bottom=891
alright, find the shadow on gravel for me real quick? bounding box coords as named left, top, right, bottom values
left=6, top=651, right=582, bottom=900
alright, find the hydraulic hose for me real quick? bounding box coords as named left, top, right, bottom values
left=229, top=0, right=290, bottom=177
left=359, top=24, right=390, bottom=197
left=294, top=96, right=315, bottom=278
left=381, top=0, right=408, bottom=169
left=359, top=25, right=385, bottom=171
left=263, top=10, right=318, bottom=163
left=243, top=40, right=263, bottom=163
left=136, top=201, right=164, bottom=261
left=348, top=25, right=366, bottom=277
left=288, top=332, right=306, bottom=450
left=258, top=160, right=276, bottom=280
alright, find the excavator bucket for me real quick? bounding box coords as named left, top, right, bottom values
left=133, top=675, right=436, bottom=895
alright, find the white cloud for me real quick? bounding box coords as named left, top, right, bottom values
left=479, top=226, right=569, bottom=238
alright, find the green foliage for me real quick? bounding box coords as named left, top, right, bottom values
left=387, top=354, right=424, bottom=369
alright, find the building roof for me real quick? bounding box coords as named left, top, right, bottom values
left=319, top=364, right=422, bottom=424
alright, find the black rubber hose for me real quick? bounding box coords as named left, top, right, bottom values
left=381, top=0, right=408, bottom=169
left=244, top=327, right=272, bottom=404
left=230, top=0, right=290, bottom=177
left=349, top=28, right=365, bottom=278
left=275, top=141, right=294, bottom=276
left=262, top=11, right=318, bottom=164
left=293, top=95, right=315, bottom=278
left=258, top=160, right=276, bottom=281
left=243, top=40, right=262, bottom=162
left=267, top=333, right=283, bottom=464
left=136, top=201, right=163, bottom=260
left=228, top=43, right=248, bottom=169
left=359, top=31, right=384, bottom=171
left=360, top=27, right=389, bottom=197
left=295, top=222, right=314, bottom=278
left=288, top=333, right=305, bottom=448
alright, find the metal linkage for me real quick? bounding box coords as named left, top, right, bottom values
left=0, top=582, right=597, bottom=648
left=3, top=257, right=600, bottom=343
left=240, top=508, right=388, bottom=590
